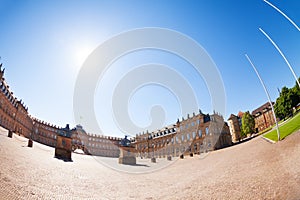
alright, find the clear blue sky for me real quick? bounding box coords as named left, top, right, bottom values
left=0, top=0, right=299, bottom=137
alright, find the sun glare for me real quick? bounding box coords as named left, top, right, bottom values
left=74, top=45, right=94, bottom=66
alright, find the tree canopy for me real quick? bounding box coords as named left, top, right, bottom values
left=275, top=79, right=300, bottom=120
left=241, top=111, right=255, bottom=137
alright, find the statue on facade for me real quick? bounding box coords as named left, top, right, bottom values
left=120, top=135, right=131, bottom=147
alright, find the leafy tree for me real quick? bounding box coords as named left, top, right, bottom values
left=274, top=87, right=292, bottom=119
left=290, top=87, right=300, bottom=109
left=274, top=96, right=287, bottom=120
left=274, top=86, right=299, bottom=119
left=291, top=78, right=300, bottom=113
left=292, top=77, right=300, bottom=99
left=241, top=111, right=255, bottom=137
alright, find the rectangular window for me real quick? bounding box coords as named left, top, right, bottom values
left=205, top=127, right=209, bottom=135
left=198, top=130, right=202, bottom=137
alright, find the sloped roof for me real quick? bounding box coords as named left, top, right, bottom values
left=228, top=114, right=237, bottom=120
left=251, top=102, right=274, bottom=116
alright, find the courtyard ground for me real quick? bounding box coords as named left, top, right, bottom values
left=0, top=127, right=299, bottom=199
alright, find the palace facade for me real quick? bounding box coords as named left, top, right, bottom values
left=71, top=125, right=121, bottom=157
left=0, top=64, right=121, bottom=157
left=0, top=65, right=32, bottom=137
left=133, top=111, right=232, bottom=158
left=31, top=118, right=61, bottom=147
left=0, top=63, right=232, bottom=159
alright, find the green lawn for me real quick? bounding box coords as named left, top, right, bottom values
left=264, top=112, right=300, bottom=142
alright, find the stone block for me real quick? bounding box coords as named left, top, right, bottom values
left=118, top=156, right=136, bottom=165
left=119, top=146, right=136, bottom=165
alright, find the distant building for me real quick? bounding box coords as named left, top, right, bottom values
left=133, top=111, right=232, bottom=159
left=227, top=114, right=242, bottom=142
left=251, top=102, right=275, bottom=133
left=71, top=125, right=121, bottom=157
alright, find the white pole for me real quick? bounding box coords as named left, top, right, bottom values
left=245, top=54, right=280, bottom=141
left=259, top=28, right=300, bottom=89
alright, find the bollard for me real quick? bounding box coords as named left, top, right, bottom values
left=8, top=130, right=13, bottom=138
left=167, top=155, right=172, bottom=161
left=28, top=139, right=33, bottom=147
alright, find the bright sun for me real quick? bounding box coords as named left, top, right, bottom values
left=74, top=44, right=95, bottom=66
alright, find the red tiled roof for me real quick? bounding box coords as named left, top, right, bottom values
left=237, top=111, right=244, bottom=118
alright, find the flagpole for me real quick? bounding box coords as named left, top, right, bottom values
left=245, top=54, right=280, bottom=141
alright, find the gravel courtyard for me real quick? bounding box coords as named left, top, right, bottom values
left=0, top=127, right=299, bottom=200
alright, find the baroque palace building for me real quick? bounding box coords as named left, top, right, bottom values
left=31, top=118, right=61, bottom=147
left=0, top=63, right=121, bottom=157
left=0, top=64, right=32, bottom=138
left=133, top=111, right=232, bottom=158
left=0, top=63, right=232, bottom=159
left=71, top=124, right=121, bottom=157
